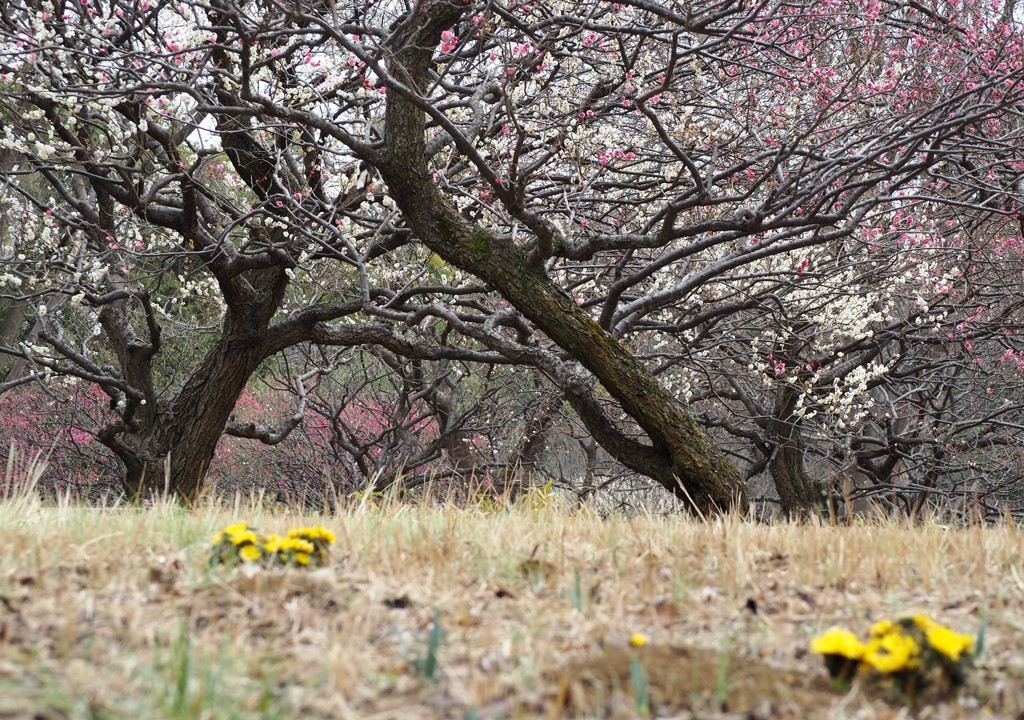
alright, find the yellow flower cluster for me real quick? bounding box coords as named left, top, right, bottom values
left=208, top=522, right=336, bottom=568
left=286, top=526, right=336, bottom=565
left=811, top=615, right=975, bottom=700
left=263, top=534, right=316, bottom=566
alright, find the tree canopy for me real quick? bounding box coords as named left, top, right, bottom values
left=2, top=0, right=1023, bottom=516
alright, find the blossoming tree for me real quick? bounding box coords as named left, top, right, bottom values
left=1, top=0, right=1022, bottom=513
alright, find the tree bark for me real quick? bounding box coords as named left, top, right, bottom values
left=767, top=381, right=822, bottom=517
left=0, top=299, right=29, bottom=382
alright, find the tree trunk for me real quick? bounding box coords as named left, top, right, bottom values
left=0, top=298, right=29, bottom=382
left=109, top=340, right=268, bottom=499
left=378, top=2, right=746, bottom=516
left=97, top=267, right=288, bottom=500
left=767, top=380, right=822, bottom=517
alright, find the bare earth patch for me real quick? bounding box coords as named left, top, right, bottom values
left=0, top=498, right=1021, bottom=719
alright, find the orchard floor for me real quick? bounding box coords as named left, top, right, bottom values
left=0, top=496, right=1022, bottom=719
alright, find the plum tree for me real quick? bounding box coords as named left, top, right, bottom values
left=1, top=0, right=1021, bottom=514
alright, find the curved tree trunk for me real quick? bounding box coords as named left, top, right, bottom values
left=96, top=266, right=289, bottom=500
left=108, top=338, right=272, bottom=499
left=378, top=2, right=746, bottom=516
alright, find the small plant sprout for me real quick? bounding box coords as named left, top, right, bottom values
left=570, top=568, right=585, bottom=611
left=521, top=479, right=558, bottom=511
left=629, top=656, right=651, bottom=716
left=411, top=611, right=445, bottom=683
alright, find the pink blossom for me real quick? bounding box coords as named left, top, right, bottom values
left=440, top=29, right=458, bottom=54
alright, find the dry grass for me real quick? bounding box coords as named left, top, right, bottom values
left=0, top=485, right=1022, bottom=719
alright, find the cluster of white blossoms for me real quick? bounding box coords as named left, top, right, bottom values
left=663, top=365, right=702, bottom=404
left=165, top=275, right=222, bottom=307
left=807, top=360, right=892, bottom=428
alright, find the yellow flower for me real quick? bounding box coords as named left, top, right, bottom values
left=629, top=633, right=648, bottom=648
left=213, top=523, right=251, bottom=543
left=870, top=619, right=894, bottom=638
left=811, top=628, right=865, bottom=660
left=863, top=632, right=921, bottom=673
left=230, top=530, right=259, bottom=546
left=913, top=614, right=938, bottom=633
left=288, top=538, right=315, bottom=554
left=295, top=552, right=311, bottom=566
left=288, top=526, right=336, bottom=545
left=239, top=545, right=262, bottom=562
left=926, top=625, right=973, bottom=662
left=263, top=534, right=285, bottom=553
